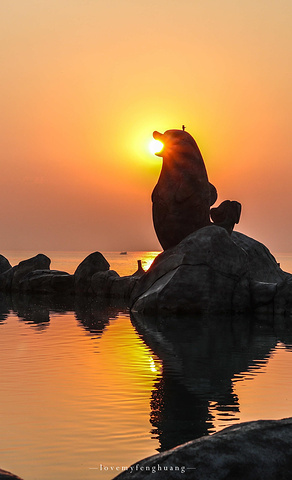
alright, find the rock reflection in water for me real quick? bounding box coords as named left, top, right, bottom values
left=130, top=312, right=292, bottom=452
left=0, top=292, right=10, bottom=324
left=74, top=296, right=122, bottom=336
left=0, top=293, right=124, bottom=337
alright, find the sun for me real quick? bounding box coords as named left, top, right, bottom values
left=149, top=139, right=164, bottom=155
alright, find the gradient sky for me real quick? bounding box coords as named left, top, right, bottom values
left=1, top=0, right=292, bottom=252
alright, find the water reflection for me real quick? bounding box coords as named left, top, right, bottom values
left=0, top=292, right=10, bottom=324
left=74, top=296, right=121, bottom=337
left=0, top=293, right=125, bottom=336
left=131, top=312, right=292, bottom=452
left=1, top=291, right=292, bottom=462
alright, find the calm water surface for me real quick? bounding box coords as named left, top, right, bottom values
left=0, top=251, right=291, bottom=480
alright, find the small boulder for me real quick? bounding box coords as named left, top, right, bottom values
left=91, top=270, right=120, bottom=297
left=74, top=252, right=110, bottom=295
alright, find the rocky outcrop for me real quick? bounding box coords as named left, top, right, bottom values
left=113, top=417, right=292, bottom=480
left=0, top=468, right=23, bottom=480
left=131, top=225, right=291, bottom=315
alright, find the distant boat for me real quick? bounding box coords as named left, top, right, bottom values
left=120, top=251, right=127, bottom=255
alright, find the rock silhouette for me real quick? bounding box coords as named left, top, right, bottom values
left=152, top=129, right=217, bottom=250
left=131, top=225, right=292, bottom=315
left=151, top=129, right=241, bottom=250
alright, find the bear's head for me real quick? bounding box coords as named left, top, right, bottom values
left=153, top=129, right=203, bottom=164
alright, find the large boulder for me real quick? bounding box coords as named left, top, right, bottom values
left=113, top=418, right=292, bottom=480
left=131, top=226, right=290, bottom=315
left=74, top=252, right=110, bottom=295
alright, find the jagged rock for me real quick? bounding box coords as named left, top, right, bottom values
left=0, top=255, right=12, bottom=274
left=74, top=252, right=110, bottom=295
left=131, top=226, right=289, bottom=315
left=113, top=417, right=292, bottom=480
left=0, top=468, right=23, bottom=479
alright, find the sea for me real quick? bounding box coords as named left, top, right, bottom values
left=0, top=250, right=292, bottom=480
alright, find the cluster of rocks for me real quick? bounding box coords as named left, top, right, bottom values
left=0, top=251, right=144, bottom=302
left=1, top=225, right=292, bottom=316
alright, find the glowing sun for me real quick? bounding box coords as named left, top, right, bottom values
left=149, top=139, right=164, bottom=155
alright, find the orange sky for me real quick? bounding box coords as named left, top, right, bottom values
left=1, top=1, right=292, bottom=252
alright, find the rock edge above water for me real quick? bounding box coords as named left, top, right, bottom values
left=131, top=226, right=292, bottom=315
left=0, top=251, right=144, bottom=301
left=113, top=417, right=292, bottom=480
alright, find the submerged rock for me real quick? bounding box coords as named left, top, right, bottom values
left=131, top=225, right=290, bottom=315
left=114, top=417, right=292, bottom=480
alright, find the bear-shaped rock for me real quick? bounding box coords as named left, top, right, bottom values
left=152, top=129, right=218, bottom=250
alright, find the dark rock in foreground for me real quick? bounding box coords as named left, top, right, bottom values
left=113, top=417, right=292, bottom=480
left=131, top=225, right=291, bottom=315
left=0, top=468, right=23, bottom=480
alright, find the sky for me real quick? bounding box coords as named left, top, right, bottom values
left=1, top=0, right=292, bottom=253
